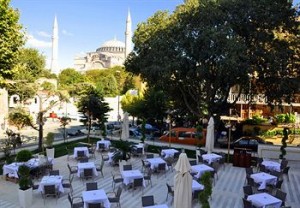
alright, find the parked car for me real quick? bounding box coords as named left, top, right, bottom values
left=159, top=127, right=205, bottom=145
left=129, top=128, right=142, bottom=140
left=231, top=136, right=273, bottom=151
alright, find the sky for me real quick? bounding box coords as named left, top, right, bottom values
left=10, top=0, right=300, bottom=71
left=10, top=0, right=184, bottom=70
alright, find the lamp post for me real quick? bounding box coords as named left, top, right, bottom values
left=115, top=70, right=121, bottom=122
left=166, top=114, right=172, bottom=148
left=225, top=120, right=236, bottom=163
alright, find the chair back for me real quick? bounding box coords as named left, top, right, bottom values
left=77, top=150, right=85, bottom=157
left=259, top=164, right=267, bottom=172
left=123, top=164, right=132, bottom=171
left=193, top=190, right=202, bottom=200
left=133, top=178, right=143, bottom=188
left=243, top=185, right=253, bottom=196
left=275, top=180, right=283, bottom=189
left=173, top=152, right=180, bottom=159
left=282, top=166, right=290, bottom=174
left=83, top=168, right=93, bottom=178
left=189, top=160, right=197, bottom=166
left=86, top=182, right=98, bottom=191
left=242, top=198, right=253, bottom=208
left=166, top=183, right=174, bottom=194
left=198, top=155, right=204, bottom=163
left=49, top=170, right=59, bottom=176
left=142, top=195, right=155, bottom=206
left=275, top=189, right=287, bottom=201
left=245, top=167, right=253, bottom=176
left=87, top=202, right=102, bottom=208
left=158, top=163, right=166, bottom=171
left=80, top=158, right=89, bottom=163
left=98, top=143, right=105, bottom=150
left=44, top=184, right=56, bottom=195
left=146, top=154, right=154, bottom=159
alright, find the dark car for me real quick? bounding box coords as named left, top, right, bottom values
left=232, top=136, right=273, bottom=151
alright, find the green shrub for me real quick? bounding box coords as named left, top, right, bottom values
left=18, top=165, right=31, bottom=190
left=16, top=150, right=32, bottom=162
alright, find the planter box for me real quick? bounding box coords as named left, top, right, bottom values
left=19, top=188, right=32, bottom=208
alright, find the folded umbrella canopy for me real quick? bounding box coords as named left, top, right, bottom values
left=174, top=153, right=192, bottom=208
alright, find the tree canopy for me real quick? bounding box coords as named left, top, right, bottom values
left=0, top=0, right=24, bottom=80
left=125, top=0, right=300, bottom=119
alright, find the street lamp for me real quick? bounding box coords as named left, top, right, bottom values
left=225, top=120, right=236, bottom=163
left=115, top=70, right=121, bottom=122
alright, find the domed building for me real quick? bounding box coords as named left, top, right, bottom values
left=74, top=11, right=132, bottom=71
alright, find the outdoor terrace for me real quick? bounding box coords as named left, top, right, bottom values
left=0, top=142, right=300, bottom=208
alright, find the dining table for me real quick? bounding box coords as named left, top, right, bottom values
left=247, top=192, right=282, bottom=208
left=82, top=189, right=110, bottom=208
left=250, top=172, right=277, bottom=190
left=38, top=175, right=64, bottom=194
left=77, top=162, right=98, bottom=177
left=96, top=140, right=111, bottom=150
left=202, top=153, right=222, bottom=164
left=73, top=147, right=89, bottom=158
left=146, top=158, right=168, bottom=170
left=161, top=149, right=179, bottom=158
left=121, top=169, right=145, bottom=186
left=192, top=179, right=204, bottom=192
left=191, top=164, right=214, bottom=179
left=262, top=160, right=281, bottom=172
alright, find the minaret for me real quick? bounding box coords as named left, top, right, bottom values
left=51, top=16, right=59, bottom=74
left=125, top=9, right=132, bottom=59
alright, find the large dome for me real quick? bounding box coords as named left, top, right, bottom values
left=96, top=38, right=125, bottom=53
left=101, top=39, right=125, bottom=48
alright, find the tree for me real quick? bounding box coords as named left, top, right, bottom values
left=125, top=0, right=300, bottom=120
left=58, top=68, right=85, bottom=90
left=16, top=48, right=46, bottom=79
left=8, top=107, right=33, bottom=130
left=77, top=87, right=111, bottom=143
left=0, top=0, right=24, bottom=80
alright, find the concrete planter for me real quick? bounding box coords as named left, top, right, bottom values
left=18, top=188, right=32, bottom=208
left=46, top=148, right=55, bottom=159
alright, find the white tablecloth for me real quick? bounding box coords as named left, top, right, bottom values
left=262, top=160, right=281, bottom=172
left=247, top=193, right=282, bottom=208
left=96, top=140, right=111, bottom=150
left=82, top=189, right=110, bottom=208
left=3, top=157, right=53, bottom=178
left=202, top=153, right=222, bottom=164
left=38, top=175, right=64, bottom=193
left=161, top=149, right=178, bottom=158
left=121, top=170, right=145, bottom=186
left=191, top=164, right=214, bottom=179
left=251, top=172, right=277, bottom=190
left=143, top=205, right=168, bottom=208
left=77, top=162, right=98, bottom=177
left=74, top=147, right=89, bottom=158
left=146, top=158, right=167, bottom=170
left=192, top=180, right=204, bottom=192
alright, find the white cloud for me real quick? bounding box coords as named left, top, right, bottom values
left=62, top=29, right=73, bottom=36
left=37, top=31, right=51, bottom=38
left=25, top=34, right=52, bottom=48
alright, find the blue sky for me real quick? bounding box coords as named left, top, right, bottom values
left=10, top=0, right=184, bottom=70
left=11, top=0, right=300, bottom=71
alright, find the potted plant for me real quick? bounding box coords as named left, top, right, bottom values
left=18, top=165, right=33, bottom=208
left=45, top=132, right=55, bottom=159
left=16, top=149, right=33, bottom=163
left=112, top=140, right=132, bottom=165
left=279, top=127, right=289, bottom=161
left=199, top=171, right=212, bottom=208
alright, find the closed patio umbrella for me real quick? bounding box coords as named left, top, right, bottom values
left=205, top=117, right=215, bottom=154
left=174, top=153, right=192, bottom=208
left=121, top=112, right=129, bottom=140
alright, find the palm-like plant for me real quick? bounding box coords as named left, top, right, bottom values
left=112, top=140, right=133, bottom=163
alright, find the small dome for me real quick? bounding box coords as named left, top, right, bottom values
left=101, top=38, right=125, bottom=48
